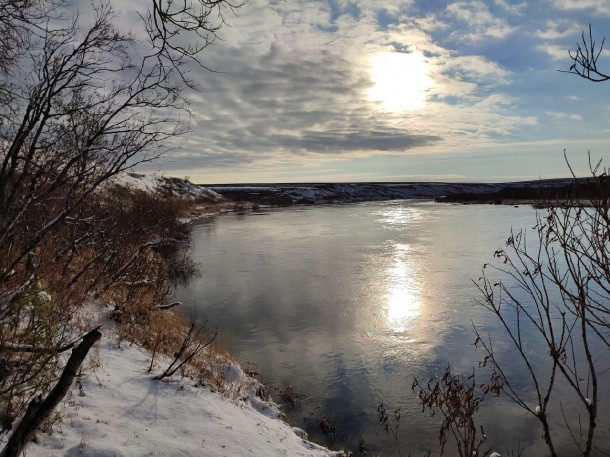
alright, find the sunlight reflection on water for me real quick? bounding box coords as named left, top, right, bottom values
left=383, top=244, right=421, bottom=333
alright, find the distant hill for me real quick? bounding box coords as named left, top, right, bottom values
left=108, top=174, right=596, bottom=207
left=205, top=179, right=579, bottom=206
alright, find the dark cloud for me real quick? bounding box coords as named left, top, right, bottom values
left=269, top=130, right=440, bottom=153
left=151, top=150, right=263, bottom=171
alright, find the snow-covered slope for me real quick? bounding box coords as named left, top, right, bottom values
left=108, top=172, right=224, bottom=203
left=24, top=313, right=347, bottom=457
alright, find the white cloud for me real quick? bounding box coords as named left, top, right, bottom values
left=160, top=0, right=538, bottom=172
left=550, top=0, right=610, bottom=16
left=546, top=111, right=584, bottom=121
left=442, top=55, right=511, bottom=85
left=335, top=0, right=415, bottom=16
left=119, top=0, right=587, bottom=180
left=535, top=19, right=581, bottom=40
left=495, top=0, right=527, bottom=15
left=537, top=43, right=570, bottom=60
left=26, top=0, right=610, bottom=183
left=446, top=1, right=516, bottom=43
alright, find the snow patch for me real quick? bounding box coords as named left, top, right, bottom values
left=107, top=172, right=224, bottom=202
left=21, top=326, right=347, bottom=457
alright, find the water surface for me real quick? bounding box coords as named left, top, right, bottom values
left=174, top=201, right=608, bottom=455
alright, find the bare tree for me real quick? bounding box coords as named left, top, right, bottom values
left=143, top=0, right=246, bottom=83
left=0, top=0, right=244, bottom=439
left=399, top=24, right=610, bottom=457
left=473, top=156, right=610, bottom=456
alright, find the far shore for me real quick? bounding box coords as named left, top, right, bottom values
left=197, top=178, right=594, bottom=208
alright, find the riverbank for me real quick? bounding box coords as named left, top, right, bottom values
left=1, top=173, right=351, bottom=457
left=21, top=304, right=349, bottom=457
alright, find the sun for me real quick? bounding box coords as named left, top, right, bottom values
left=368, top=50, right=432, bottom=112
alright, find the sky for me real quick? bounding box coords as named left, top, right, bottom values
left=132, top=0, right=610, bottom=183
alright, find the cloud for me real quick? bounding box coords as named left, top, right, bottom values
left=546, top=111, right=584, bottom=121
left=268, top=130, right=441, bottom=154
left=335, top=0, right=415, bottom=16
left=537, top=43, right=571, bottom=60
left=15, top=0, right=610, bottom=184
left=535, top=19, right=581, bottom=40
left=445, top=1, right=516, bottom=43
left=494, top=0, right=527, bottom=15
left=440, top=55, right=511, bottom=85
left=106, top=0, right=607, bottom=182
left=550, top=0, right=610, bottom=16
left=147, top=0, right=532, bottom=172
left=533, top=19, right=583, bottom=61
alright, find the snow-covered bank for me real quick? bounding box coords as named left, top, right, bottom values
left=22, top=309, right=348, bottom=457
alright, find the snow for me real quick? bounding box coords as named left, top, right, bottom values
left=107, top=172, right=224, bottom=202
left=20, top=311, right=347, bottom=457
left=107, top=172, right=160, bottom=194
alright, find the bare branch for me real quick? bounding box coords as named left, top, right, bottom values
left=561, top=24, right=610, bottom=82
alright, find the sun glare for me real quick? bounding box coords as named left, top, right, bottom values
left=385, top=280, right=420, bottom=332
left=383, top=244, right=421, bottom=333
left=368, top=50, right=432, bottom=112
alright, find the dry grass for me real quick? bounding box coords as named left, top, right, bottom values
left=92, top=187, right=260, bottom=397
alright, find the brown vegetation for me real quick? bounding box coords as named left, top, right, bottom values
left=0, top=0, right=246, bottom=450
left=0, top=177, right=206, bottom=429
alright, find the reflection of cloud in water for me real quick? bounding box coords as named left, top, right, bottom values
left=302, top=352, right=374, bottom=450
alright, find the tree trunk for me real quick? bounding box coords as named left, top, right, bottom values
left=0, top=327, right=101, bottom=457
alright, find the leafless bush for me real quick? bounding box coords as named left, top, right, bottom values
left=377, top=401, right=404, bottom=457
left=412, top=367, right=489, bottom=457
left=155, top=319, right=217, bottom=381
left=473, top=156, right=610, bottom=456
left=278, top=384, right=306, bottom=408
left=562, top=24, right=610, bottom=83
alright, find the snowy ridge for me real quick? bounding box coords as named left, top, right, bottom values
left=108, top=172, right=224, bottom=202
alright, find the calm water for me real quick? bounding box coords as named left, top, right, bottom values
left=174, top=201, right=609, bottom=456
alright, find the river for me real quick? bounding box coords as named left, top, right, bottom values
left=174, top=200, right=609, bottom=456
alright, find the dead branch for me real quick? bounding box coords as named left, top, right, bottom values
left=0, top=327, right=101, bottom=457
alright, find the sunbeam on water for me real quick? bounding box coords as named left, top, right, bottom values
left=383, top=247, right=421, bottom=333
